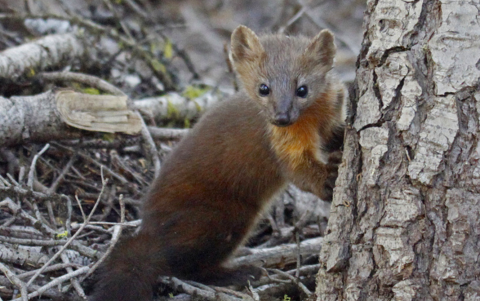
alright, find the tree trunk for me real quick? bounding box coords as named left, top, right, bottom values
left=316, top=0, right=480, bottom=300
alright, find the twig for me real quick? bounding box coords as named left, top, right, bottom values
left=160, top=277, right=242, bottom=301
left=124, top=0, right=149, bottom=19
left=19, top=209, right=56, bottom=236
left=0, top=276, right=68, bottom=300
left=0, top=262, right=28, bottom=301
left=0, top=12, right=176, bottom=89
left=122, top=0, right=200, bottom=81
left=0, top=244, right=47, bottom=268
left=38, top=71, right=125, bottom=96
left=72, top=219, right=141, bottom=229
left=268, top=269, right=312, bottom=296
left=82, top=195, right=125, bottom=281
left=232, top=237, right=323, bottom=267
left=25, top=168, right=108, bottom=287
left=277, top=5, right=307, bottom=34
left=102, top=0, right=135, bottom=42
left=11, top=266, right=90, bottom=301
left=76, top=150, right=129, bottom=184
left=65, top=195, right=73, bottom=236
left=44, top=156, right=77, bottom=228
left=295, top=0, right=359, bottom=54
left=137, top=112, right=162, bottom=178
left=147, top=126, right=189, bottom=141
left=212, top=286, right=254, bottom=300
left=0, top=178, right=59, bottom=202
left=75, top=194, right=87, bottom=221
left=17, top=263, right=81, bottom=279
left=0, top=235, right=69, bottom=246
left=61, top=252, right=86, bottom=299
left=295, top=229, right=301, bottom=279
left=27, top=143, right=50, bottom=189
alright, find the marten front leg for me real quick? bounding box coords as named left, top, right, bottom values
left=288, top=151, right=341, bottom=201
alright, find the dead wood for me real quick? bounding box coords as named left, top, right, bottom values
left=0, top=90, right=141, bottom=147
left=0, top=33, right=86, bottom=81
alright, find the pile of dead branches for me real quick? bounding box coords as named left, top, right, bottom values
left=0, top=0, right=362, bottom=300
left=0, top=137, right=327, bottom=301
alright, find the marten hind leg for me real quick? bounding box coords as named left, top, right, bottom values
left=159, top=207, right=263, bottom=286
left=162, top=238, right=263, bottom=286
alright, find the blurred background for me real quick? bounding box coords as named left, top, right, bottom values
left=0, top=1, right=366, bottom=299
left=0, top=0, right=365, bottom=97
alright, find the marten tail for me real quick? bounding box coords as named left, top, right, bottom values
left=88, top=232, right=165, bottom=301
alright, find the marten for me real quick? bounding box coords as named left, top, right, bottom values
left=88, top=25, right=346, bottom=301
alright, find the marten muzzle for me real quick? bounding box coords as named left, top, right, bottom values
left=272, top=95, right=298, bottom=127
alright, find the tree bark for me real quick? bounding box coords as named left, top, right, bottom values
left=316, top=0, right=480, bottom=300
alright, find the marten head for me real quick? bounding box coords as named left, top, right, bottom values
left=230, top=25, right=336, bottom=127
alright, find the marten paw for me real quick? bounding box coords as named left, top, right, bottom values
left=231, top=265, right=264, bottom=284
left=327, top=150, right=343, bottom=166
left=199, top=265, right=263, bottom=286
left=322, top=151, right=343, bottom=201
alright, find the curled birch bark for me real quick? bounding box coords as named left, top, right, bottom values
left=0, top=90, right=141, bottom=147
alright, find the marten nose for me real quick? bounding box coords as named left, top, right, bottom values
left=274, top=113, right=291, bottom=126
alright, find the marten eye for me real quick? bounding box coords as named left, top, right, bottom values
left=296, top=85, right=308, bottom=98
left=258, top=84, right=270, bottom=96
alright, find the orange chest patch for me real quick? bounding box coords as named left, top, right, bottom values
left=268, top=95, right=335, bottom=170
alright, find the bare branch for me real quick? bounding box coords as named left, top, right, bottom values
left=25, top=169, right=107, bottom=287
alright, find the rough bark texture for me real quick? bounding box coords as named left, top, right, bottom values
left=316, top=0, right=480, bottom=300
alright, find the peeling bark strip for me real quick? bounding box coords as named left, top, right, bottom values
left=56, top=91, right=141, bottom=134
left=316, top=0, right=480, bottom=300
left=0, top=91, right=141, bottom=147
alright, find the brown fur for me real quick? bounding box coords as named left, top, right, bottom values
left=88, top=26, right=345, bottom=301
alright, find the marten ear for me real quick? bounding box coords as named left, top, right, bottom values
left=231, top=25, right=264, bottom=63
left=304, top=29, right=336, bottom=69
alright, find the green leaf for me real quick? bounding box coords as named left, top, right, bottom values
left=151, top=59, right=167, bottom=74
left=56, top=230, right=68, bottom=239
left=102, top=133, right=116, bottom=142
left=164, top=39, right=173, bottom=59
left=82, top=88, right=100, bottom=95
left=182, top=85, right=210, bottom=99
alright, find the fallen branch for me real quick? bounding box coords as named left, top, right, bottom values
left=0, top=262, right=28, bottom=301
left=159, top=277, right=246, bottom=301
left=11, top=266, right=90, bottom=301
left=232, top=237, right=323, bottom=268
left=147, top=126, right=188, bottom=141
left=25, top=169, right=107, bottom=287
left=0, top=33, right=86, bottom=80
left=134, top=91, right=223, bottom=123
left=0, top=90, right=142, bottom=147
